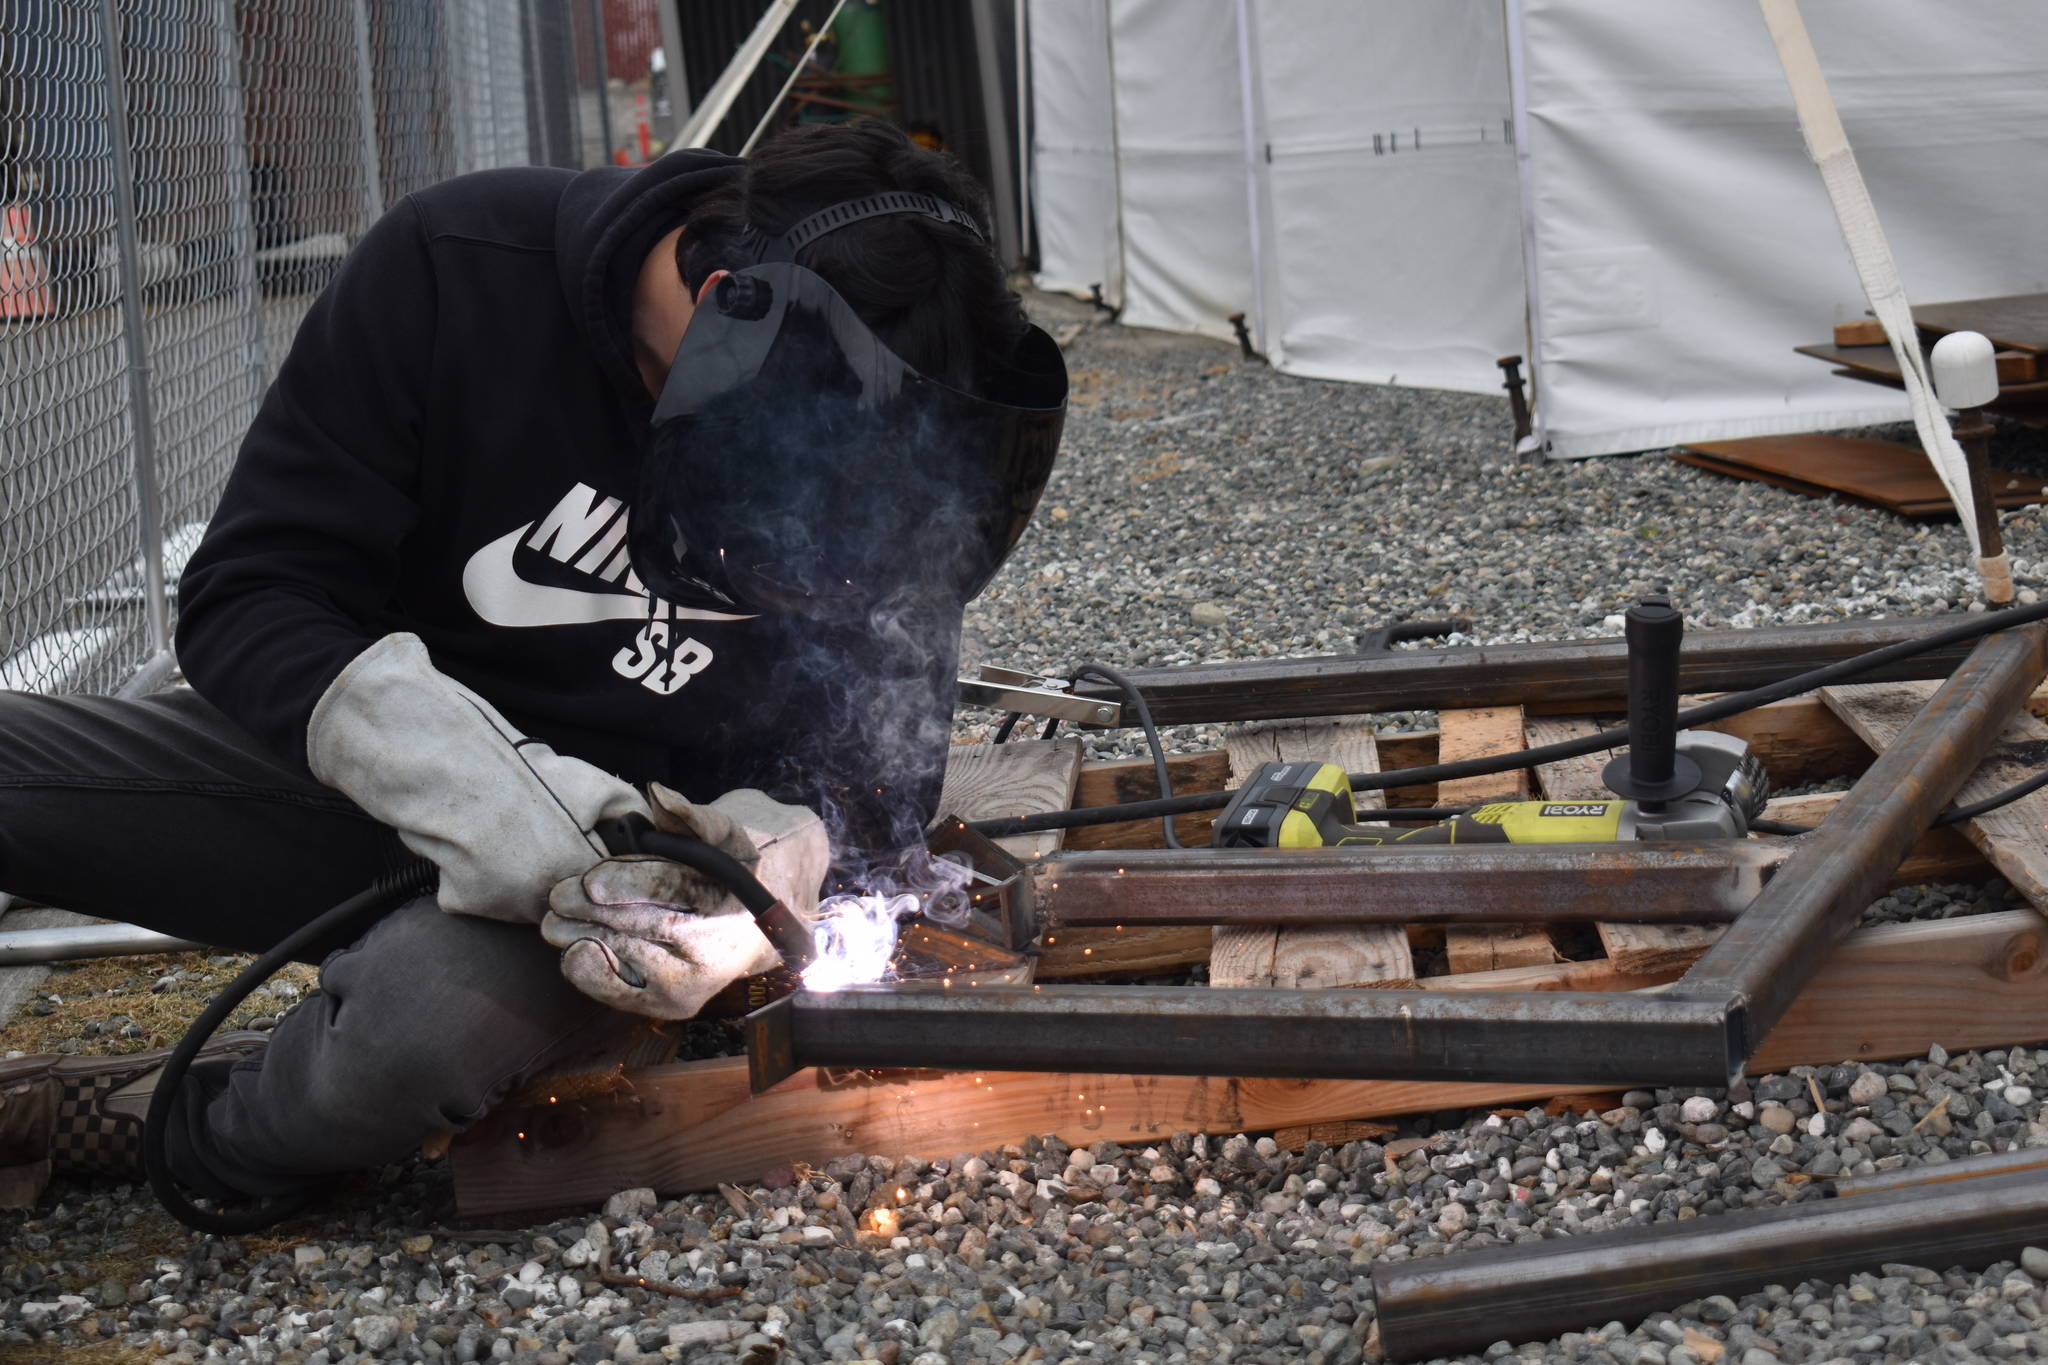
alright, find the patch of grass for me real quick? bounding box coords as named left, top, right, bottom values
left=0, top=952, right=318, bottom=1057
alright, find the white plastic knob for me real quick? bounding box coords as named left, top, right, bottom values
left=1932, top=330, right=1999, bottom=410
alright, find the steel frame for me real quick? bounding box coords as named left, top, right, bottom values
left=746, top=623, right=2047, bottom=1093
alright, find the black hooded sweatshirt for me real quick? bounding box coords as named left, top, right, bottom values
left=175, top=151, right=958, bottom=831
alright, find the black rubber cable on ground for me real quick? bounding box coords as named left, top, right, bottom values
left=144, top=859, right=437, bottom=1236
left=969, top=602, right=2048, bottom=840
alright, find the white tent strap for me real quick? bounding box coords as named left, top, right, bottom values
left=1758, top=0, right=1990, bottom=585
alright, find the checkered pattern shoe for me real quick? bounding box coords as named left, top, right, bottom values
left=0, top=1031, right=268, bottom=1183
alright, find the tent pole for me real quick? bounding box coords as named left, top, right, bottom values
left=1501, top=0, right=1546, bottom=459
left=1231, top=0, right=1269, bottom=359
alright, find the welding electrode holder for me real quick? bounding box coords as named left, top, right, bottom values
left=594, top=814, right=817, bottom=972
left=1602, top=594, right=1700, bottom=809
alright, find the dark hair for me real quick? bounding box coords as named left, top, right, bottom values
left=678, top=120, right=1027, bottom=395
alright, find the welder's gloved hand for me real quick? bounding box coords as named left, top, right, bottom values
left=542, top=786, right=830, bottom=1019
left=308, top=633, right=647, bottom=922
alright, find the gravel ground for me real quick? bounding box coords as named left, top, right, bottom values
left=6, top=1049, right=2048, bottom=1365
left=7, top=294, right=2048, bottom=1363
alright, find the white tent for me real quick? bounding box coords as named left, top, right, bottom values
left=1026, top=0, right=2048, bottom=457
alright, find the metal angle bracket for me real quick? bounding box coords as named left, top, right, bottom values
left=957, top=665, right=1122, bottom=727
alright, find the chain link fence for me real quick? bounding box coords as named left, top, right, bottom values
left=2, top=0, right=601, bottom=696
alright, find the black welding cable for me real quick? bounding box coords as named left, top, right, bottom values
left=1071, top=661, right=1184, bottom=847
left=968, top=602, right=2048, bottom=840
left=990, top=711, right=1023, bottom=744
left=144, top=858, right=437, bottom=1235
left=1749, top=765, right=2048, bottom=836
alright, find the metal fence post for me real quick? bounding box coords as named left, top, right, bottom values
left=586, top=0, right=616, bottom=165
left=95, top=0, right=170, bottom=660
left=208, top=0, right=270, bottom=431
left=350, top=0, right=389, bottom=228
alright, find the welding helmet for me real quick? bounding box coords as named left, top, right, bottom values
left=634, top=192, right=1068, bottom=620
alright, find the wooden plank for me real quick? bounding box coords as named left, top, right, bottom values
left=1036, top=925, right=1212, bottom=979
left=1675, top=436, right=2046, bottom=519
left=1064, top=751, right=1229, bottom=851
left=1440, top=707, right=1556, bottom=973
left=452, top=908, right=2048, bottom=1213
left=1765, top=791, right=1988, bottom=887
left=938, top=737, right=1085, bottom=863
left=1823, top=681, right=2048, bottom=907
left=1528, top=715, right=1722, bottom=977
left=1833, top=318, right=1886, bottom=347
left=1214, top=720, right=1416, bottom=989
left=1910, top=292, right=2048, bottom=355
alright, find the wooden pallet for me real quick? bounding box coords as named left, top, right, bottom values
left=451, top=684, right=2048, bottom=1216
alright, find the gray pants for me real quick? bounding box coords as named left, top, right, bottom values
left=0, top=688, right=641, bottom=1200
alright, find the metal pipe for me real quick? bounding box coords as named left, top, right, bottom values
left=1034, top=841, right=1787, bottom=928
left=655, top=0, right=692, bottom=136
left=585, top=0, right=615, bottom=163
left=97, top=0, right=170, bottom=658
left=1695, top=624, right=2046, bottom=1066
left=115, top=648, right=179, bottom=700
left=968, top=0, right=1023, bottom=267
left=676, top=0, right=803, bottom=150
left=1013, top=0, right=1034, bottom=264
left=745, top=983, right=1736, bottom=1094
left=0, top=923, right=209, bottom=967
left=1372, top=1167, right=2048, bottom=1362
left=1066, top=614, right=1988, bottom=726
left=349, top=0, right=387, bottom=225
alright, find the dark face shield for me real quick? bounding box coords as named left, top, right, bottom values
left=635, top=261, right=1068, bottom=621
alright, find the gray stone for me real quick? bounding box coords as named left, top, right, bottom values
left=351, top=1315, right=403, bottom=1352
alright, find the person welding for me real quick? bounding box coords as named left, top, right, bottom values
left=0, top=120, right=1067, bottom=1213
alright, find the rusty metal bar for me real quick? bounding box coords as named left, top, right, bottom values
left=1692, top=623, right=2047, bottom=1064
left=1372, top=1168, right=2048, bottom=1362
left=745, top=984, right=1735, bottom=1094
left=1833, top=1146, right=2048, bottom=1198
left=1033, top=842, right=1788, bottom=927
left=1067, top=614, right=1982, bottom=726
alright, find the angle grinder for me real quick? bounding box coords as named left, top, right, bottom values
left=1215, top=595, right=1769, bottom=850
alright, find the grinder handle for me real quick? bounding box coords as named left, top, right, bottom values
left=1625, top=595, right=1682, bottom=791
left=1602, top=594, right=1701, bottom=806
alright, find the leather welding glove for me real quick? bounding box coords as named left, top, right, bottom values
left=541, top=786, right=830, bottom=1019
left=308, top=633, right=647, bottom=922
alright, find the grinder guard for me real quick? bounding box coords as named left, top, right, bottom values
left=637, top=260, right=1068, bottom=620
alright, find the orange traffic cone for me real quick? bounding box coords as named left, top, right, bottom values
left=1, top=202, right=54, bottom=322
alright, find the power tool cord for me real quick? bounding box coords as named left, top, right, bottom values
left=1750, top=765, right=2048, bottom=836
left=143, top=858, right=437, bottom=1236
left=969, top=602, right=2048, bottom=839
left=1070, top=662, right=1185, bottom=847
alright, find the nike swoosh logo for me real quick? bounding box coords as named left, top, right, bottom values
left=462, top=526, right=755, bottom=628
